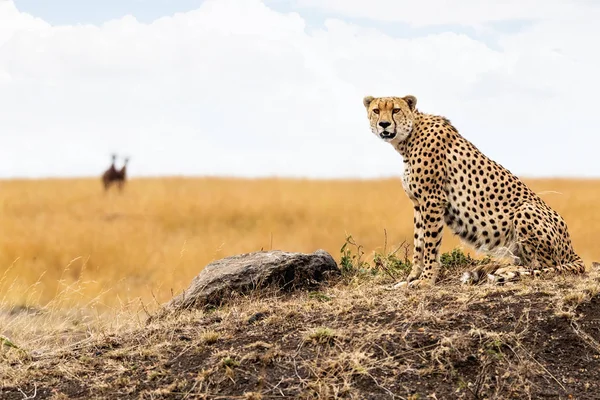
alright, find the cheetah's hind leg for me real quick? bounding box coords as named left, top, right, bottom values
left=460, top=263, right=522, bottom=285
left=484, top=265, right=534, bottom=284
left=462, top=258, right=588, bottom=285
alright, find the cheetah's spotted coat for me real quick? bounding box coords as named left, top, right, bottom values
left=363, top=95, right=587, bottom=287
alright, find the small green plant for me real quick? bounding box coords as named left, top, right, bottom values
left=373, top=239, right=412, bottom=279
left=221, top=356, right=239, bottom=368
left=372, top=252, right=411, bottom=274
left=440, top=248, right=491, bottom=269
left=339, top=235, right=370, bottom=277
left=0, top=335, right=19, bottom=350
left=340, top=232, right=413, bottom=281
left=485, top=339, right=505, bottom=360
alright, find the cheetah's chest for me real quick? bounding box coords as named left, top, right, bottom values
left=402, top=162, right=416, bottom=200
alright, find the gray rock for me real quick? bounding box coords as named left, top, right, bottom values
left=165, top=249, right=340, bottom=311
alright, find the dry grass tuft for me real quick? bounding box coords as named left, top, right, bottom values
left=200, top=330, right=220, bottom=345
left=305, top=326, right=338, bottom=345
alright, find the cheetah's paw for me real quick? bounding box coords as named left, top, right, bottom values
left=406, top=279, right=434, bottom=288
left=385, top=279, right=432, bottom=290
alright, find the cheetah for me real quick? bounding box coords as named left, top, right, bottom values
left=363, top=94, right=589, bottom=287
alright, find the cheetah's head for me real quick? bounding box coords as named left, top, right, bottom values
left=362, top=95, right=417, bottom=144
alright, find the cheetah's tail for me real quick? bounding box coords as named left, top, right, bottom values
left=461, top=258, right=590, bottom=285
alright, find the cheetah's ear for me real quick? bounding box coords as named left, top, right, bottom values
left=363, top=96, right=375, bottom=109
left=403, top=95, right=417, bottom=111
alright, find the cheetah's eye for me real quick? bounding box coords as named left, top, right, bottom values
left=392, top=108, right=401, bottom=114
left=372, top=109, right=379, bottom=115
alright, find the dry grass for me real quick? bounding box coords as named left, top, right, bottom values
left=1, top=177, right=599, bottom=311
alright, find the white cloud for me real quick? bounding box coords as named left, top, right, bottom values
left=0, top=0, right=48, bottom=42
left=0, top=0, right=599, bottom=178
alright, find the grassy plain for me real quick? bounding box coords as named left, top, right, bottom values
left=1, top=177, right=600, bottom=310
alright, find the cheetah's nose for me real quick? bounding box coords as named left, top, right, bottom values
left=379, top=121, right=391, bottom=128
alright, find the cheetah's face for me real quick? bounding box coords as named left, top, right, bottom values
left=363, top=95, right=417, bottom=144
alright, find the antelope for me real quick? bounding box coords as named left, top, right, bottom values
left=101, top=155, right=130, bottom=192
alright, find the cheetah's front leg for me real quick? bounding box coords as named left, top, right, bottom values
left=390, top=202, right=424, bottom=290
left=409, top=200, right=444, bottom=287
left=407, top=203, right=424, bottom=282
left=392, top=199, right=444, bottom=289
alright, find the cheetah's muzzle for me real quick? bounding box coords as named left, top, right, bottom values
left=380, top=132, right=396, bottom=140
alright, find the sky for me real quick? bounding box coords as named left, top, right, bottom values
left=1, top=0, right=600, bottom=179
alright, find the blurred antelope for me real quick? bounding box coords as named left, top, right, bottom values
left=102, top=154, right=130, bottom=192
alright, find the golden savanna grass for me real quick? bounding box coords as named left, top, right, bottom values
left=1, top=177, right=600, bottom=311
